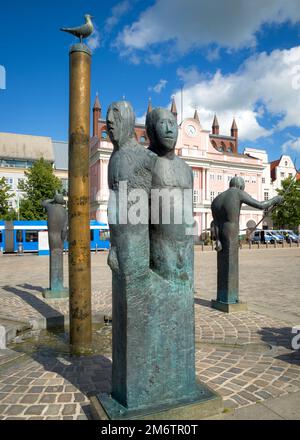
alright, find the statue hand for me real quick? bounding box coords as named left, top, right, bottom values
left=215, top=240, right=222, bottom=252
left=275, top=195, right=284, bottom=205
left=108, top=247, right=119, bottom=272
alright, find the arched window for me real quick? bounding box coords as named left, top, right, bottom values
left=101, top=130, right=108, bottom=139
left=140, top=136, right=146, bottom=143
left=211, top=140, right=217, bottom=150
left=228, top=142, right=234, bottom=153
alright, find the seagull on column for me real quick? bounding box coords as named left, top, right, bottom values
left=60, top=14, right=94, bottom=43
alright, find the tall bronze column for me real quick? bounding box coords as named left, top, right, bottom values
left=68, top=43, right=92, bottom=354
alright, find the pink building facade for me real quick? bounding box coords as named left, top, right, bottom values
left=89, top=98, right=265, bottom=238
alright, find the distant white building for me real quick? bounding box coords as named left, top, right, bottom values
left=0, top=132, right=68, bottom=213
left=244, top=149, right=298, bottom=228
left=270, top=155, right=297, bottom=192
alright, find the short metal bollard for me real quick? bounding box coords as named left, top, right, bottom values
left=17, top=243, right=24, bottom=255
left=95, top=244, right=98, bottom=254
left=266, top=241, right=268, bottom=249
left=258, top=241, right=260, bottom=249
left=274, top=241, right=277, bottom=248
left=202, top=243, right=204, bottom=252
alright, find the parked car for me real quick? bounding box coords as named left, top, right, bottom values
left=251, top=230, right=276, bottom=244
left=269, top=230, right=284, bottom=244
left=278, top=230, right=300, bottom=243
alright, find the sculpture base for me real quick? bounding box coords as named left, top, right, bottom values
left=90, top=382, right=222, bottom=420
left=211, top=299, right=248, bottom=313
left=43, top=288, right=69, bottom=300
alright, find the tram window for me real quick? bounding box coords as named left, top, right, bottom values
left=25, top=231, right=38, bottom=242
left=0, top=231, right=2, bottom=243
left=16, top=230, right=23, bottom=242
left=90, top=230, right=94, bottom=241
left=100, top=230, right=110, bottom=241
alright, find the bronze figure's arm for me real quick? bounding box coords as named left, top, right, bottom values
left=212, top=221, right=222, bottom=252
left=41, top=199, right=54, bottom=207
left=240, top=191, right=283, bottom=210
left=61, top=214, right=68, bottom=242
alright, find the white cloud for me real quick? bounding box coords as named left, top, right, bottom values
left=206, top=47, right=220, bottom=62
left=106, top=1, right=131, bottom=32
left=149, top=79, right=168, bottom=94
left=115, top=0, right=300, bottom=58
left=172, top=46, right=300, bottom=141
left=282, top=136, right=300, bottom=153
left=87, top=25, right=101, bottom=51
left=177, top=66, right=203, bottom=85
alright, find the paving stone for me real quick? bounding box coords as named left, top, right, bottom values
left=62, top=404, right=77, bottom=416
left=57, top=394, right=74, bottom=403
left=2, top=394, right=23, bottom=404
left=0, top=250, right=300, bottom=419
left=0, top=404, right=9, bottom=414
left=4, top=405, right=25, bottom=416
left=73, top=393, right=87, bottom=403
left=45, top=386, right=64, bottom=393
left=38, top=394, right=57, bottom=404
left=254, top=390, right=273, bottom=400
left=20, top=394, right=40, bottom=404
left=28, top=386, right=44, bottom=394
left=43, top=405, right=62, bottom=416
left=24, top=405, right=47, bottom=416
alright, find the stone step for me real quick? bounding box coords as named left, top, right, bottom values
left=0, top=348, right=27, bottom=370
left=0, top=317, right=31, bottom=349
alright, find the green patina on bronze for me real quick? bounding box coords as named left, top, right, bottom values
left=211, top=176, right=283, bottom=306
left=41, top=193, right=68, bottom=299
left=93, top=103, right=220, bottom=419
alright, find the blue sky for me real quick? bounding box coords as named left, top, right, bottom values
left=1, top=0, right=300, bottom=165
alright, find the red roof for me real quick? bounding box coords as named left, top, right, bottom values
left=270, top=157, right=281, bottom=181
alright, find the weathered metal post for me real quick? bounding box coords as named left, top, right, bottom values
left=68, top=43, right=92, bottom=354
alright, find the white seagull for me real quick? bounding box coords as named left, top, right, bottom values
left=60, top=14, right=94, bottom=43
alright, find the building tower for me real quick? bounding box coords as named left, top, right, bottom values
left=194, top=109, right=200, bottom=124
left=170, top=96, right=178, bottom=121
left=231, top=118, right=238, bottom=152
left=212, top=114, right=219, bottom=135
left=147, top=97, right=153, bottom=114
left=92, top=93, right=101, bottom=138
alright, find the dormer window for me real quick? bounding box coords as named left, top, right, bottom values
left=101, top=130, right=108, bottom=139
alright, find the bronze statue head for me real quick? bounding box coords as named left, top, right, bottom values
left=229, top=176, right=245, bottom=191
left=146, top=108, right=178, bottom=156
left=54, top=193, right=65, bottom=205
left=106, top=101, right=136, bottom=149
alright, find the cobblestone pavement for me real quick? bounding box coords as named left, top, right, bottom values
left=0, top=247, right=299, bottom=419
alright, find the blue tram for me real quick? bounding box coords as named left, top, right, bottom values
left=0, top=220, right=110, bottom=253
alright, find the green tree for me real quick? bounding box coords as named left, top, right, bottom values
left=19, top=158, right=62, bottom=220
left=271, top=176, right=300, bottom=230
left=0, top=177, right=13, bottom=219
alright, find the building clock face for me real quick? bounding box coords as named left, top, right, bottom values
left=186, top=124, right=197, bottom=137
